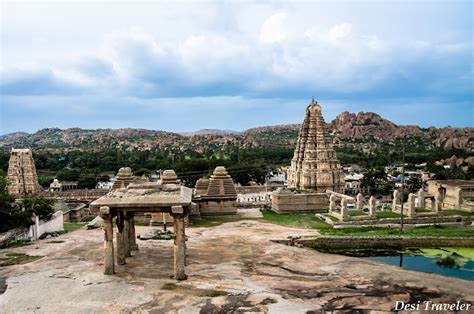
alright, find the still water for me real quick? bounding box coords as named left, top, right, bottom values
left=366, top=253, right=474, bottom=281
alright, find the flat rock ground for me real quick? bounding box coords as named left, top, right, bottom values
left=1, top=220, right=473, bottom=313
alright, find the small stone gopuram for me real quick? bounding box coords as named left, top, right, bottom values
left=288, top=99, right=344, bottom=193
left=90, top=170, right=192, bottom=280
left=193, top=166, right=237, bottom=217
left=7, top=148, right=41, bottom=197
left=112, top=167, right=135, bottom=189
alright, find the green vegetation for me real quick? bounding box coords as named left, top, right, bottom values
left=39, top=231, right=67, bottom=239
left=63, top=222, right=86, bottom=232
left=320, top=225, right=474, bottom=237
left=0, top=253, right=42, bottom=267
left=415, top=207, right=431, bottom=213
left=260, top=209, right=332, bottom=229
left=376, top=211, right=401, bottom=219
left=0, top=240, right=32, bottom=250
left=0, top=176, right=55, bottom=233
left=348, top=210, right=366, bottom=217
left=80, top=215, right=96, bottom=222
left=443, top=210, right=474, bottom=217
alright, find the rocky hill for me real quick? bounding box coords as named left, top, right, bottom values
left=1, top=112, right=472, bottom=153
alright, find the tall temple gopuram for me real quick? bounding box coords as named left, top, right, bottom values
left=7, top=148, right=41, bottom=197
left=287, top=99, right=344, bottom=193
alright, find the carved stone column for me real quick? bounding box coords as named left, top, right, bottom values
left=340, top=199, right=348, bottom=221
left=369, top=196, right=376, bottom=218
left=418, top=188, right=426, bottom=209
left=129, top=213, right=138, bottom=251
left=124, top=212, right=131, bottom=257
left=392, top=190, right=400, bottom=211
left=407, top=193, right=416, bottom=218
left=172, top=206, right=186, bottom=280
left=329, top=194, right=336, bottom=214
left=100, top=206, right=115, bottom=275
left=356, top=193, right=364, bottom=211
left=116, top=211, right=126, bottom=265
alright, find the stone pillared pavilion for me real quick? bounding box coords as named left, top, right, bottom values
left=288, top=99, right=344, bottom=193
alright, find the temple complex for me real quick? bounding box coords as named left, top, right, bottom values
left=193, top=166, right=237, bottom=217
left=288, top=99, right=344, bottom=193
left=7, top=148, right=41, bottom=197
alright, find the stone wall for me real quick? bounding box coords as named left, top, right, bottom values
left=272, top=189, right=328, bottom=213
left=198, top=199, right=237, bottom=217
left=318, top=214, right=471, bottom=227
left=274, top=236, right=474, bottom=249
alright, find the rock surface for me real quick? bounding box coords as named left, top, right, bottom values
left=0, top=221, right=472, bottom=313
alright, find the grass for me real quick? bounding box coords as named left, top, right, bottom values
left=348, top=210, right=366, bottom=217
left=80, top=216, right=96, bottom=223
left=416, top=207, right=431, bottom=213
left=0, top=240, right=32, bottom=250
left=443, top=210, right=474, bottom=217
left=260, top=209, right=332, bottom=229
left=63, top=222, right=86, bottom=232
left=0, top=253, right=42, bottom=267
left=320, top=225, right=474, bottom=237
left=376, top=211, right=401, bottom=219
left=134, top=221, right=150, bottom=227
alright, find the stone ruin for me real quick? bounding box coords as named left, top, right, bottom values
left=7, top=148, right=41, bottom=197
left=112, top=167, right=135, bottom=189
left=91, top=171, right=192, bottom=280
left=193, top=166, right=238, bottom=217
left=287, top=99, right=344, bottom=193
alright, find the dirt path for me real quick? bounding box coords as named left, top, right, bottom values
left=0, top=220, right=473, bottom=313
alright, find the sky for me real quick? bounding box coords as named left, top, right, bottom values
left=1, top=0, right=473, bottom=135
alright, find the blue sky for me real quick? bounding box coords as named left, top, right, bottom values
left=1, top=0, right=473, bottom=134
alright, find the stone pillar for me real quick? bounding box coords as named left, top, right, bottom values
left=454, top=187, right=462, bottom=209
left=124, top=212, right=131, bottom=257
left=100, top=206, right=115, bottom=275
left=392, top=190, right=400, bottom=211
left=129, top=214, right=138, bottom=251
left=116, top=211, right=126, bottom=265
left=407, top=193, right=416, bottom=218
left=340, top=199, right=348, bottom=221
left=435, top=192, right=443, bottom=213
left=172, top=206, right=186, bottom=280
left=329, top=194, right=337, bottom=213
left=356, top=193, right=364, bottom=211
left=418, top=188, right=426, bottom=209
left=369, top=196, right=376, bottom=218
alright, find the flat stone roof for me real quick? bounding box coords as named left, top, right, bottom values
left=90, top=182, right=193, bottom=211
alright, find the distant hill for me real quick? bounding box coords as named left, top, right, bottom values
left=179, top=129, right=240, bottom=137
left=0, top=112, right=472, bottom=153
left=0, top=131, right=29, bottom=141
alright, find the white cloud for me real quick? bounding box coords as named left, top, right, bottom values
left=259, top=12, right=288, bottom=44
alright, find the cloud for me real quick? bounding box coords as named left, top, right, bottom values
left=259, top=12, right=288, bottom=44
left=0, top=1, right=472, bottom=133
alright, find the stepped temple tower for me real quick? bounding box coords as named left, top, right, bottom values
left=193, top=166, right=237, bottom=217
left=287, top=99, right=344, bottom=193
left=112, top=167, right=135, bottom=189
left=7, top=148, right=41, bottom=197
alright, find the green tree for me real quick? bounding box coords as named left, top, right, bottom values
left=0, top=176, right=34, bottom=232
left=19, top=196, right=55, bottom=220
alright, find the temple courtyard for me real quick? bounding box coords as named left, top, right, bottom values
left=1, top=220, right=473, bottom=313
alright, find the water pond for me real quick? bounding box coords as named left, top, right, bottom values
left=319, top=247, right=474, bottom=281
